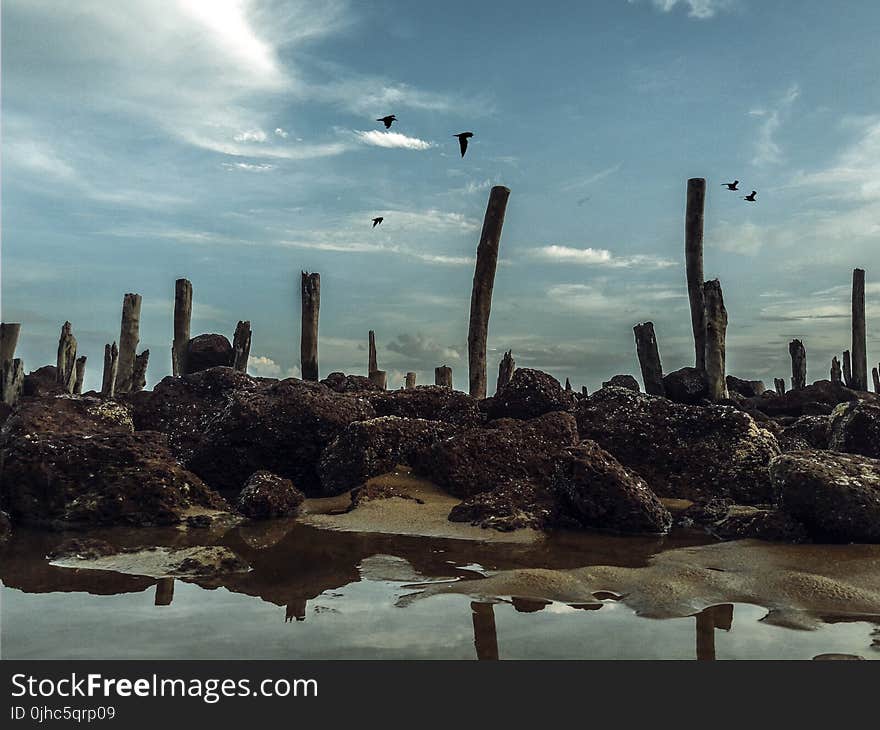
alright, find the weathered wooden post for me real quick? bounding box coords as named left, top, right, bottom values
left=73, top=356, right=87, bottom=395
left=633, top=321, right=665, bottom=396
left=117, top=293, right=142, bottom=394
left=686, top=178, right=707, bottom=371
left=405, top=372, right=417, bottom=389
left=0, top=323, right=21, bottom=364
left=702, top=279, right=728, bottom=401
left=468, top=185, right=511, bottom=399
left=132, top=350, right=150, bottom=392
left=232, top=321, right=252, bottom=373
left=495, top=350, right=515, bottom=395
left=789, top=339, right=806, bottom=391
left=852, top=268, right=868, bottom=391
left=435, top=365, right=453, bottom=388
left=581, top=386, right=589, bottom=396
left=1, top=360, right=24, bottom=406
left=831, top=356, right=842, bottom=384
left=368, top=369, right=387, bottom=390
left=368, top=330, right=378, bottom=375
left=300, top=272, right=320, bottom=381
left=101, top=343, right=119, bottom=397
left=843, top=350, right=852, bottom=388
left=774, top=377, right=785, bottom=395
left=873, top=367, right=880, bottom=394
left=173, top=279, right=192, bottom=377
left=56, top=321, right=78, bottom=393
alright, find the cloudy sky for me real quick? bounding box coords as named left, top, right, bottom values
left=3, top=0, right=880, bottom=392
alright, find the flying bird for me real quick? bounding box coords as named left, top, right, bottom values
left=723, top=180, right=739, bottom=190
left=743, top=190, right=757, bottom=202
left=372, top=217, right=384, bottom=228
left=454, top=132, right=473, bottom=158
left=377, top=115, right=396, bottom=129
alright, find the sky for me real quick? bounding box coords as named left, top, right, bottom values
left=3, top=0, right=880, bottom=393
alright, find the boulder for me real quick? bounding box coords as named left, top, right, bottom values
left=601, top=374, right=640, bottom=392
left=726, top=375, right=767, bottom=398
left=369, top=385, right=483, bottom=427
left=1, top=396, right=133, bottom=440
left=575, top=387, right=780, bottom=503
left=828, top=401, right=880, bottom=459
left=779, top=415, right=830, bottom=452
left=409, top=411, right=579, bottom=499
left=552, top=441, right=671, bottom=534
left=744, top=380, right=867, bottom=417
left=321, top=372, right=383, bottom=393
left=318, top=416, right=456, bottom=496
left=487, top=368, right=575, bottom=420
left=662, top=367, right=708, bottom=404
left=187, top=378, right=375, bottom=496
left=185, top=334, right=232, bottom=374
left=771, top=450, right=880, bottom=543
left=448, top=477, right=555, bottom=532
left=712, top=506, right=808, bottom=543
left=236, top=471, right=305, bottom=520
left=22, top=365, right=65, bottom=397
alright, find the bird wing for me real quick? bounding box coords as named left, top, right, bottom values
left=459, top=136, right=468, bottom=157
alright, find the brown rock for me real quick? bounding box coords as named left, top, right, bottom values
left=236, top=471, right=305, bottom=519
left=487, top=368, right=575, bottom=420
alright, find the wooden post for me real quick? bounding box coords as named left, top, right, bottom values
left=831, top=356, right=842, bottom=384
left=101, top=343, right=118, bottom=397
left=0, top=323, right=21, bottom=364
left=368, top=369, right=387, bottom=390
left=789, top=339, right=806, bottom=391
left=685, top=178, right=707, bottom=371
left=232, top=321, right=252, bottom=373
left=564, top=377, right=572, bottom=392
left=300, top=272, right=320, bottom=381
left=495, top=350, right=515, bottom=395
left=873, top=367, right=880, bottom=394
left=843, top=350, right=852, bottom=388
left=368, top=330, right=378, bottom=375
left=702, top=279, right=728, bottom=401
left=435, top=365, right=453, bottom=388
left=173, top=278, right=192, bottom=377
left=774, top=378, right=785, bottom=395
left=117, top=293, right=142, bottom=394
left=852, top=268, right=868, bottom=391
left=405, top=372, right=416, bottom=389
left=132, top=350, right=150, bottom=392
left=73, top=356, right=87, bottom=395
left=633, top=321, right=665, bottom=396
left=56, top=321, right=77, bottom=393
left=468, top=186, right=511, bottom=399
left=581, top=386, right=589, bottom=396
left=1, top=359, right=24, bottom=406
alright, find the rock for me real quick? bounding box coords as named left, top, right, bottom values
left=828, top=400, right=880, bottom=459
left=167, top=546, right=250, bottom=577
left=771, top=450, right=880, bottom=543
left=745, top=380, right=868, bottom=417
left=48, top=538, right=118, bottom=560
left=662, top=367, right=709, bottom=404
left=552, top=441, right=671, bottom=534
left=185, top=334, right=232, bottom=374
left=1, top=396, right=134, bottom=440
left=712, top=506, right=808, bottom=542
left=409, top=411, right=579, bottom=499
left=369, top=386, right=483, bottom=427
left=349, top=480, right=425, bottom=510
left=487, top=368, right=575, bottom=420
left=779, top=415, right=830, bottom=452
left=187, top=378, right=375, bottom=496
left=448, top=477, right=554, bottom=532
left=0, top=510, right=11, bottom=544
left=725, top=375, right=767, bottom=398
left=22, top=365, right=66, bottom=397
left=236, top=471, right=305, bottom=520
left=673, top=497, right=733, bottom=528
left=0, top=430, right=228, bottom=528
left=321, top=372, right=383, bottom=393
left=318, top=416, right=456, bottom=496
left=601, top=374, right=640, bottom=392
left=575, top=387, right=780, bottom=503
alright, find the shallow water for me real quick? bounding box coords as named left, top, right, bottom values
left=2, top=522, right=878, bottom=660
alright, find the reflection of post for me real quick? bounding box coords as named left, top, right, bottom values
left=471, top=601, right=499, bottom=661
left=154, top=578, right=175, bottom=606
left=695, top=604, right=734, bottom=661
left=285, top=598, right=307, bottom=622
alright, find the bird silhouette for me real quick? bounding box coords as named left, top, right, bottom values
left=376, top=115, right=396, bottom=129
left=743, top=190, right=757, bottom=202
left=723, top=180, right=739, bottom=190
left=454, top=132, right=473, bottom=157
left=372, top=216, right=384, bottom=228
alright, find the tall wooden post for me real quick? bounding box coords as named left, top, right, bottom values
left=101, top=343, right=119, bottom=397
left=468, top=186, right=510, bottom=399
left=873, top=367, right=880, bottom=394
left=300, top=272, right=320, bottom=381
left=232, top=321, right=252, bottom=373
left=73, top=356, right=87, bottom=395
left=685, top=178, right=707, bottom=371
left=702, top=279, right=728, bottom=401
left=368, top=330, right=378, bottom=375
left=0, top=323, right=21, bottom=364
left=173, top=278, right=192, bottom=377
left=405, top=372, right=416, bottom=389
left=633, top=321, right=665, bottom=396
left=1, top=360, right=24, bottom=406
left=831, top=356, right=842, bottom=384
left=774, top=378, right=785, bottom=395
left=56, top=321, right=78, bottom=393
left=843, top=350, right=852, bottom=388
left=368, top=369, right=387, bottom=390
left=852, top=268, right=867, bottom=391
left=789, top=339, right=806, bottom=391
left=117, top=293, right=142, bottom=394
left=495, top=350, right=515, bottom=395
left=435, top=365, right=453, bottom=388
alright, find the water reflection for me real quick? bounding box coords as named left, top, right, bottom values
left=694, top=604, right=734, bottom=661
left=154, top=578, right=174, bottom=607
left=471, top=602, right=499, bottom=661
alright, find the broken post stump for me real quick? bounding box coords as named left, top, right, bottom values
left=368, top=369, right=387, bottom=390
left=1, top=359, right=24, bottom=406
left=300, top=272, right=320, bottom=381
left=789, top=339, right=807, bottom=391
left=132, top=350, right=150, bottom=393
left=56, top=321, right=78, bottom=393
left=468, top=185, right=511, bottom=399
left=843, top=350, right=852, bottom=388
left=495, top=350, right=515, bottom=395
left=435, top=365, right=453, bottom=389
left=686, top=178, right=707, bottom=371
left=101, top=343, right=119, bottom=398
left=405, top=372, right=416, bottom=389
left=873, top=367, right=880, bottom=394
left=368, top=330, right=378, bottom=375
left=702, top=279, right=728, bottom=401
left=774, top=378, right=786, bottom=395
left=232, top=320, right=252, bottom=373
left=0, top=323, right=21, bottom=364
left=74, top=356, right=87, bottom=395
left=831, top=356, right=842, bottom=384
left=852, top=268, right=868, bottom=391
left=633, top=321, right=665, bottom=396
left=172, top=278, right=192, bottom=377
left=565, top=377, right=572, bottom=392
left=116, top=293, right=142, bottom=394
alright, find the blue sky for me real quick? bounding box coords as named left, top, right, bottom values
left=3, top=0, right=880, bottom=392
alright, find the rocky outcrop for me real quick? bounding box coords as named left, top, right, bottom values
left=745, top=380, right=867, bottom=417
left=369, top=386, right=483, bottom=427
left=712, top=506, right=808, bottom=542
left=410, top=411, right=579, bottom=499
left=318, top=416, right=456, bottom=496
left=771, top=450, right=880, bottom=543
left=778, top=415, right=830, bottom=452
left=662, top=367, right=708, bottom=405
left=725, top=376, right=767, bottom=398
left=575, top=387, right=780, bottom=503
left=22, top=366, right=66, bottom=397
left=236, top=471, right=304, bottom=520
left=601, top=374, right=640, bottom=392
left=486, top=368, right=575, bottom=420
left=828, top=401, right=880, bottom=459
left=321, top=372, right=383, bottom=393
left=185, top=334, right=233, bottom=374
left=447, top=477, right=554, bottom=532
left=1, top=396, right=134, bottom=439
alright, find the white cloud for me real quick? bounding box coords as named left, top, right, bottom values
left=530, top=245, right=676, bottom=268
left=751, top=84, right=800, bottom=167
left=247, top=355, right=300, bottom=379
left=353, top=130, right=434, bottom=150
left=222, top=162, right=275, bottom=172
left=274, top=127, right=289, bottom=138
left=628, top=0, right=733, bottom=19
left=559, top=164, right=622, bottom=192
left=233, top=129, right=268, bottom=143
left=547, top=283, right=684, bottom=314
